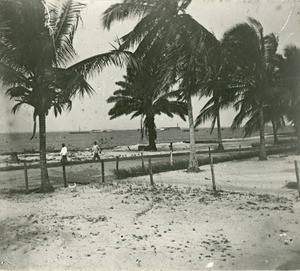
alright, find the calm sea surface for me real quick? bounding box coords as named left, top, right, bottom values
left=0, top=126, right=291, bottom=154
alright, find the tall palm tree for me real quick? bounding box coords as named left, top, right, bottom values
left=282, top=45, right=300, bottom=154
left=107, top=65, right=187, bottom=151
left=222, top=18, right=280, bottom=160
left=0, top=0, right=94, bottom=192
left=103, top=0, right=217, bottom=171
left=229, top=54, right=286, bottom=145
left=195, top=41, right=238, bottom=151
left=264, top=80, right=287, bottom=145
left=195, top=89, right=228, bottom=152
left=0, top=0, right=134, bottom=192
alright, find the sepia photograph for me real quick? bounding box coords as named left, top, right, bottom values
left=0, top=0, right=300, bottom=270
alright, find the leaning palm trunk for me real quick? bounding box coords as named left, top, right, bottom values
left=258, top=104, right=267, bottom=160
left=187, top=95, right=199, bottom=172
left=271, top=120, right=279, bottom=145
left=39, top=113, right=53, bottom=192
left=216, top=109, right=225, bottom=151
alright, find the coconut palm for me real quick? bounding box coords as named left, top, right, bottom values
left=107, top=64, right=187, bottom=151
left=229, top=53, right=286, bottom=145
left=195, top=41, right=239, bottom=151
left=103, top=0, right=218, bottom=171
left=264, top=81, right=287, bottom=145
left=195, top=86, right=232, bottom=152
left=0, top=0, right=134, bottom=192
left=222, top=18, right=280, bottom=160
left=282, top=45, right=300, bottom=153
left=0, top=0, right=94, bottom=192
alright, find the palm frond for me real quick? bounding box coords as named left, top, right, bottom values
left=195, top=100, right=217, bottom=127
left=50, top=0, right=86, bottom=65
left=0, top=63, right=29, bottom=86
left=11, top=102, right=24, bottom=114
left=6, top=86, right=31, bottom=98
left=102, top=2, right=154, bottom=30
left=69, top=50, right=138, bottom=78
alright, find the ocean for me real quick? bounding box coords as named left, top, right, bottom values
left=0, top=126, right=293, bottom=154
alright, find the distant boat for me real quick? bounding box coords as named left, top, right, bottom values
left=160, top=126, right=181, bottom=131
left=69, top=127, right=90, bottom=134
left=102, top=129, right=115, bottom=132
left=92, top=129, right=102, bottom=133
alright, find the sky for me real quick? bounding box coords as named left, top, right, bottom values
left=0, top=0, right=300, bottom=133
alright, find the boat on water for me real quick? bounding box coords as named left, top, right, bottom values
left=91, top=129, right=102, bottom=133
left=160, top=126, right=181, bottom=131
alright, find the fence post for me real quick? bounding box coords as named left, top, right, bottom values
left=141, top=151, right=145, bottom=169
left=148, top=158, right=154, bottom=186
left=294, top=160, right=300, bottom=197
left=62, top=160, right=67, bottom=188
left=210, top=156, right=216, bottom=191
left=24, top=162, right=29, bottom=192
left=170, top=151, right=173, bottom=166
left=116, top=156, right=119, bottom=171
left=101, top=160, right=105, bottom=183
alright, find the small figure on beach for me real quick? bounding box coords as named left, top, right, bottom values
left=169, top=142, right=173, bottom=152
left=60, top=143, right=68, bottom=163
left=92, top=141, right=101, bottom=160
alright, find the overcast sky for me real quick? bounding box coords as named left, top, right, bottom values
left=1, top=0, right=300, bottom=133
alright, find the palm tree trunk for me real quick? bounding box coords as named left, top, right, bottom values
left=39, top=113, right=53, bottom=192
left=258, top=104, right=267, bottom=160
left=145, top=114, right=157, bottom=151
left=216, top=109, right=225, bottom=151
left=187, top=95, right=199, bottom=172
left=271, top=119, right=279, bottom=145
left=140, top=116, right=144, bottom=140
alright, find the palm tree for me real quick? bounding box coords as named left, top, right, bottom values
left=195, top=89, right=227, bottom=152
left=0, top=0, right=135, bottom=192
left=103, top=0, right=218, bottom=171
left=195, top=41, right=237, bottom=151
left=222, top=18, right=280, bottom=160
left=0, top=0, right=94, bottom=192
left=107, top=64, right=187, bottom=151
left=282, top=45, right=300, bottom=154
left=264, top=80, right=287, bottom=145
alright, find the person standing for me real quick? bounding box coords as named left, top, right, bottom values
left=169, top=142, right=173, bottom=152
left=60, top=143, right=68, bottom=163
left=92, top=141, right=101, bottom=161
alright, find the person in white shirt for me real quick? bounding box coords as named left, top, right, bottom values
left=92, top=141, right=101, bottom=161
left=60, top=143, right=68, bottom=163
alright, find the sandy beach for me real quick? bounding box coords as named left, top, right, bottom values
left=0, top=154, right=299, bottom=270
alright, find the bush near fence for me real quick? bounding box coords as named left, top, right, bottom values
left=112, top=146, right=294, bottom=179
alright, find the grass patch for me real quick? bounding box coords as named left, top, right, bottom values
left=112, top=146, right=292, bottom=179
left=284, top=182, right=298, bottom=189
left=112, top=160, right=189, bottom=179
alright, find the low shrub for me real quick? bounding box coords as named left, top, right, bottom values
left=112, top=146, right=291, bottom=180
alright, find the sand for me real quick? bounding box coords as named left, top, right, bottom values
left=0, top=154, right=300, bottom=270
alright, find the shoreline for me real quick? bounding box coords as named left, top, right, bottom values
left=0, top=133, right=297, bottom=171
